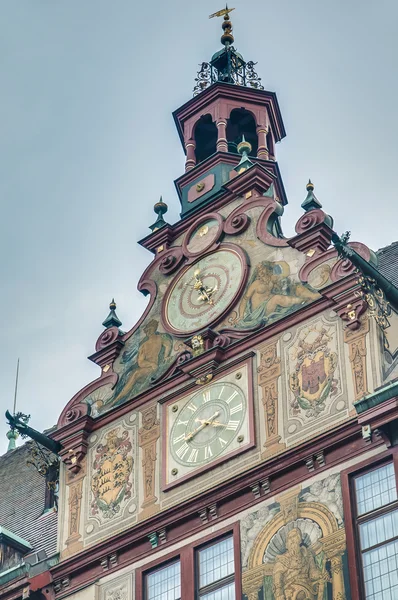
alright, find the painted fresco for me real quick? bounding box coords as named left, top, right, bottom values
left=307, top=259, right=336, bottom=291
left=84, top=319, right=175, bottom=417
left=83, top=204, right=321, bottom=418
left=233, top=259, right=318, bottom=329
left=112, top=320, right=173, bottom=404
left=280, top=315, right=347, bottom=445
left=241, top=474, right=348, bottom=600
left=83, top=416, right=138, bottom=544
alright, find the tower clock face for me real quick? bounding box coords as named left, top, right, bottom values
left=170, top=382, right=246, bottom=467
left=163, top=248, right=246, bottom=335
left=165, top=364, right=253, bottom=487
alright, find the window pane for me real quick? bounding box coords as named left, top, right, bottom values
left=360, top=510, right=398, bottom=551
left=362, top=539, right=398, bottom=600
left=200, top=581, right=235, bottom=600
left=146, top=561, right=181, bottom=600
left=199, top=536, right=234, bottom=588
left=355, top=463, right=397, bottom=516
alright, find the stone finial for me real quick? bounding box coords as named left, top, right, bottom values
left=149, top=196, right=168, bottom=232
left=234, top=135, right=254, bottom=173
left=301, top=179, right=323, bottom=212
left=102, top=299, right=122, bottom=329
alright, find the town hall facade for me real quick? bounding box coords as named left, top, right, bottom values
left=2, top=10, right=398, bottom=600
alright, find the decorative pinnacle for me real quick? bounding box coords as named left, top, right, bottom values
left=301, top=178, right=322, bottom=212
left=209, top=5, right=235, bottom=46
left=237, top=134, right=252, bottom=156
left=102, top=298, right=122, bottom=329
left=234, top=135, right=254, bottom=174
left=149, top=196, right=169, bottom=232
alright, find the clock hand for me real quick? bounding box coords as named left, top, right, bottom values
left=193, top=270, right=216, bottom=305
left=185, top=411, right=220, bottom=440
left=208, top=420, right=227, bottom=428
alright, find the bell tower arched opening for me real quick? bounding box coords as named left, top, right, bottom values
left=226, top=108, right=258, bottom=156
left=194, top=114, right=218, bottom=164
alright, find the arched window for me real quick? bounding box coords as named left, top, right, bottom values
left=226, top=108, right=258, bottom=156
left=194, top=114, right=217, bottom=164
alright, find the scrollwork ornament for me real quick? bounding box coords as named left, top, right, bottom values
left=330, top=258, right=356, bottom=281
left=65, top=407, right=82, bottom=423
left=159, top=248, right=184, bottom=276
left=96, top=326, right=119, bottom=351
left=213, top=334, right=231, bottom=348
left=224, top=213, right=251, bottom=235
left=193, top=62, right=211, bottom=96
left=295, top=209, right=327, bottom=234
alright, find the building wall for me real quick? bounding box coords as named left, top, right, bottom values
left=59, top=446, right=385, bottom=600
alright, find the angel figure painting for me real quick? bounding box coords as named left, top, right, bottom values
left=235, top=260, right=318, bottom=329
left=111, top=319, right=173, bottom=407
left=85, top=319, right=174, bottom=416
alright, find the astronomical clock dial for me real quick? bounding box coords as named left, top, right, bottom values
left=165, top=364, right=253, bottom=487
left=163, top=248, right=246, bottom=336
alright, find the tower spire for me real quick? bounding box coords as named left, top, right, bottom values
left=209, top=5, right=235, bottom=46
left=193, top=8, right=263, bottom=96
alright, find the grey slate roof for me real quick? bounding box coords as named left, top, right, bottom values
left=0, top=441, right=57, bottom=559
left=377, top=241, right=398, bottom=287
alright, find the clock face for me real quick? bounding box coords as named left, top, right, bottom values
left=186, top=217, right=220, bottom=255
left=163, top=248, right=245, bottom=335
left=165, top=364, right=253, bottom=487
left=170, top=382, right=246, bottom=467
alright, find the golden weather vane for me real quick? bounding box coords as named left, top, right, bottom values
left=209, top=4, right=236, bottom=46
left=209, top=5, right=235, bottom=19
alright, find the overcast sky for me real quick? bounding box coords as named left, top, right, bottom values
left=0, top=0, right=397, bottom=454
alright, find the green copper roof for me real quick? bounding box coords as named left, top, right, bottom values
left=354, top=380, right=398, bottom=414
left=0, top=526, right=32, bottom=551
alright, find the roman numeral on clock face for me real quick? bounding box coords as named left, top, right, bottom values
left=226, top=420, right=239, bottom=431
left=176, top=442, right=189, bottom=459
left=230, top=402, right=243, bottom=415
left=173, top=433, right=186, bottom=444
left=187, top=448, right=199, bottom=463
left=202, top=390, right=211, bottom=403
left=204, top=445, right=213, bottom=460
left=187, top=403, right=197, bottom=412
left=226, top=390, right=239, bottom=404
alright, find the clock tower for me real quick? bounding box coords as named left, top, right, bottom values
left=5, top=9, right=398, bottom=600
left=173, top=8, right=287, bottom=218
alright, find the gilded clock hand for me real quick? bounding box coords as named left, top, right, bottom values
left=195, top=417, right=226, bottom=428
left=193, top=270, right=217, bottom=305
left=207, top=420, right=227, bottom=428
left=185, top=411, right=220, bottom=441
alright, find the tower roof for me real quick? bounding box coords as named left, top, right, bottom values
left=193, top=6, right=264, bottom=96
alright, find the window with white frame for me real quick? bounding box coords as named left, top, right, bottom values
left=353, top=462, right=398, bottom=600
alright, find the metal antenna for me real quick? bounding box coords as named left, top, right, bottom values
left=13, top=358, right=20, bottom=415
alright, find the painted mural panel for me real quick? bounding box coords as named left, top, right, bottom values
left=83, top=415, right=138, bottom=545
left=280, top=314, right=348, bottom=445
left=82, top=203, right=321, bottom=418
left=241, top=473, right=349, bottom=600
